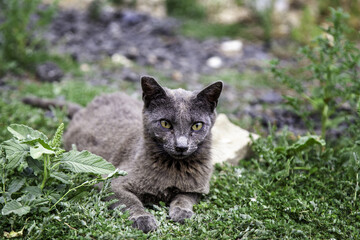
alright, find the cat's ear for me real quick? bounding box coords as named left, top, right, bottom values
left=196, top=81, right=223, bottom=111
left=141, top=76, right=167, bottom=108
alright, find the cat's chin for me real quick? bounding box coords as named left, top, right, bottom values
left=169, top=153, right=191, bottom=160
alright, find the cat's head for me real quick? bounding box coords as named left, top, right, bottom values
left=141, top=76, right=223, bottom=159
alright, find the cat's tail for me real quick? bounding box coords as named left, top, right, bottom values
left=22, top=96, right=83, bottom=118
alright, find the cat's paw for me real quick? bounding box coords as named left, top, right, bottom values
left=130, top=214, right=158, bottom=233
left=169, top=206, right=194, bottom=223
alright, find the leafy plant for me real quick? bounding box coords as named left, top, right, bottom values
left=0, top=0, right=58, bottom=75
left=0, top=123, right=126, bottom=236
left=251, top=127, right=326, bottom=181
left=271, top=8, right=360, bottom=139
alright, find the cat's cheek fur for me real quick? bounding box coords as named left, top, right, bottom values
left=153, top=132, right=168, bottom=144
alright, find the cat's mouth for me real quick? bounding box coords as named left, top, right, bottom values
left=170, top=153, right=190, bottom=160
left=162, top=145, right=196, bottom=159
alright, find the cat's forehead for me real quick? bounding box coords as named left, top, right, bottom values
left=164, top=88, right=197, bottom=115
left=164, top=87, right=195, bottom=101
left=144, top=86, right=213, bottom=124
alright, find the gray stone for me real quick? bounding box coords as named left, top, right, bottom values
left=206, top=56, right=223, bottom=69
left=220, top=40, right=243, bottom=56
left=211, top=114, right=259, bottom=165
left=35, top=62, right=64, bottom=82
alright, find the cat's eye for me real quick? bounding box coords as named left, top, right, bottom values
left=192, top=122, right=203, bottom=131
left=160, top=120, right=172, bottom=129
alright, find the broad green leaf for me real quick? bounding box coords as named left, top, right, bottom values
left=49, top=193, right=62, bottom=203
left=23, top=186, right=42, bottom=196
left=275, top=135, right=325, bottom=155
left=30, top=142, right=55, bottom=159
left=27, top=158, right=43, bottom=176
left=31, top=198, right=49, bottom=207
left=18, top=192, right=36, bottom=203
left=1, top=201, right=30, bottom=216
left=50, top=172, right=71, bottom=184
left=22, top=138, right=53, bottom=149
left=8, top=178, right=26, bottom=194
left=61, top=150, right=115, bottom=174
left=18, top=130, right=54, bottom=153
left=8, top=124, right=48, bottom=141
left=2, top=139, right=29, bottom=169
left=287, top=135, right=326, bottom=153
left=39, top=207, right=50, bottom=213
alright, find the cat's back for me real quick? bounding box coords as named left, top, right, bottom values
left=64, top=92, right=143, bottom=163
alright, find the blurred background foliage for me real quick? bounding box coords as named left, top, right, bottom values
left=44, top=0, right=360, bottom=42
left=135, top=0, right=360, bottom=43
left=2, top=0, right=358, bottom=76
left=167, top=0, right=360, bottom=45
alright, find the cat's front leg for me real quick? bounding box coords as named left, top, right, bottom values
left=112, top=187, right=158, bottom=233
left=169, top=193, right=200, bottom=223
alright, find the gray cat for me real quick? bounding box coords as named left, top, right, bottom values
left=24, top=76, right=223, bottom=233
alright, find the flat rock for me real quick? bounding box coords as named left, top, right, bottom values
left=211, top=113, right=259, bottom=165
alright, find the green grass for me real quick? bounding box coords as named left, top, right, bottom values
left=2, top=146, right=359, bottom=239
left=199, top=69, right=272, bottom=91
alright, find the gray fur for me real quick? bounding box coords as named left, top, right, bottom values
left=63, top=76, right=223, bottom=233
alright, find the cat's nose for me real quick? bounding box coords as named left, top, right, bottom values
left=175, top=146, right=189, bottom=153
left=175, top=136, right=188, bottom=153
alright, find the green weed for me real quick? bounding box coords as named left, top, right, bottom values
left=0, top=0, right=58, bottom=75
left=0, top=123, right=126, bottom=237
left=271, top=8, right=360, bottom=139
